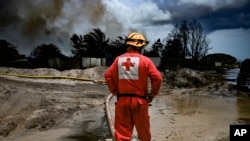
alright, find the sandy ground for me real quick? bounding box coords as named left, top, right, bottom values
left=0, top=67, right=250, bottom=141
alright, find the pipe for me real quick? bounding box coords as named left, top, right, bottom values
left=105, top=94, right=115, bottom=140
left=0, top=72, right=105, bottom=83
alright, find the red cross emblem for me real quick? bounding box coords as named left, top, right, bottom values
left=122, top=58, right=135, bottom=71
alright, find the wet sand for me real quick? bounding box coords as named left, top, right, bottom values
left=150, top=93, right=250, bottom=141
left=0, top=76, right=111, bottom=141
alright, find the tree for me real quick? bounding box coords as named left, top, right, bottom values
left=107, top=35, right=127, bottom=56
left=179, top=20, right=189, bottom=57
left=0, top=39, right=23, bottom=66
left=187, top=19, right=211, bottom=64
left=146, top=39, right=163, bottom=57
left=70, top=28, right=109, bottom=58
left=70, top=34, right=86, bottom=58
left=163, top=19, right=211, bottom=68
left=106, top=35, right=127, bottom=66
left=30, top=43, right=63, bottom=67
left=83, top=28, right=109, bottom=57
left=163, top=38, right=184, bottom=58
left=160, top=38, right=184, bottom=69
left=162, top=22, right=186, bottom=59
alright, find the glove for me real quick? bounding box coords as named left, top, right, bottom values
left=146, top=95, right=154, bottom=103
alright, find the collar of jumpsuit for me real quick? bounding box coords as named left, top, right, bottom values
left=126, top=48, right=141, bottom=53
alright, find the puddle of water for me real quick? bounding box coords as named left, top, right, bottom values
left=150, top=92, right=250, bottom=140
left=172, top=94, right=250, bottom=124
left=236, top=96, right=250, bottom=124
left=64, top=107, right=112, bottom=141
left=66, top=118, right=111, bottom=141
left=223, top=68, right=240, bottom=85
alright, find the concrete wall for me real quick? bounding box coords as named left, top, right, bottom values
left=48, top=57, right=157, bottom=69
left=82, top=58, right=106, bottom=68
left=150, top=57, right=161, bottom=68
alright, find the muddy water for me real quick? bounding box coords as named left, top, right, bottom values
left=63, top=107, right=112, bottom=141
left=235, top=95, right=250, bottom=124
left=173, top=94, right=250, bottom=124
left=223, top=68, right=239, bottom=85
left=150, top=91, right=250, bottom=140
left=64, top=117, right=111, bottom=141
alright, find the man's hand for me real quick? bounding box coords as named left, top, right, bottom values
left=146, top=95, right=154, bottom=103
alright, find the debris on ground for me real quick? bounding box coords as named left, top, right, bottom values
left=162, top=68, right=225, bottom=88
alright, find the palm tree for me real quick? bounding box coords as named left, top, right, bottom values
left=71, top=34, right=86, bottom=58
left=83, top=28, right=109, bottom=57
left=105, top=35, right=127, bottom=66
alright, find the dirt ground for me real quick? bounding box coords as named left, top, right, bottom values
left=0, top=67, right=250, bottom=141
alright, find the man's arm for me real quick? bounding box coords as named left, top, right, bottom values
left=105, top=60, right=119, bottom=95
left=148, top=60, right=162, bottom=97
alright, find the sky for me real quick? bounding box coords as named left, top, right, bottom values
left=0, top=0, right=249, bottom=61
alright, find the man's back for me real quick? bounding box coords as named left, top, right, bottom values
left=105, top=50, right=162, bottom=97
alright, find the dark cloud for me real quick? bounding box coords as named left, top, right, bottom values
left=152, top=0, right=250, bottom=32
left=0, top=1, right=19, bottom=28
left=201, top=2, right=250, bottom=33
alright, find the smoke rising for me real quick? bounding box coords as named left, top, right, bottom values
left=0, top=0, right=123, bottom=56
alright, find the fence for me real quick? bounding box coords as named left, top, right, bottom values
left=82, top=58, right=106, bottom=68
left=48, top=57, right=106, bottom=70
left=48, top=57, right=160, bottom=70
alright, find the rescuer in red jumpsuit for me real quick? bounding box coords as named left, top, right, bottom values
left=105, top=32, right=162, bottom=141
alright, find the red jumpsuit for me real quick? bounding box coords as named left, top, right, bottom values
left=105, top=50, right=162, bottom=141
